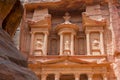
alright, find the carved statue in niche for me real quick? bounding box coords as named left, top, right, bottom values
left=63, top=40, right=71, bottom=55
left=92, top=38, right=100, bottom=50
left=35, top=39, right=43, bottom=49
left=92, top=38, right=101, bottom=55
left=34, top=38, right=43, bottom=56
left=64, top=40, right=70, bottom=50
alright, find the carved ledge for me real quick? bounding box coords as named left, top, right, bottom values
left=55, top=24, right=79, bottom=33
left=27, top=14, right=51, bottom=29
left=82, top=12, right=106, bottom=28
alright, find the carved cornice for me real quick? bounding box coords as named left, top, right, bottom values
left=55, top=23, right=79, bottom=32
left=82, top=12, right=106, bottom=29
left=27, top=14, right=51, bottom=29
left=24, top=0, right=108, bottom=12
left=28, top=55, right=110, bottom=67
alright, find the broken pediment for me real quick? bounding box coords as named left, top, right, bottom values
left=32, top=8, right=49, bottom=21
left=28, top=18, right=51, bottom=28
left=82, top=12, right=106, bottom=28
left=27, top=8, right=51, bottom=28
left=28, top=56, right=109, bottom=68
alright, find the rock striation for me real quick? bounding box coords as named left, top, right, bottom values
left=0, top=0, right=38, bottom=80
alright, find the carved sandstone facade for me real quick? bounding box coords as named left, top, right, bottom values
left=19, top=0, right=120, bottom=80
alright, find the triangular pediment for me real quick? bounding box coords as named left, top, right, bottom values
left=82, top=12, right=106, bottom=27
left=49, top=59, right=86, bottom=65
left=42, top=57, right=90, bottom=65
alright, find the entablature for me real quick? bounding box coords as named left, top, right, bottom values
left=82, top=12, right=106, bottom=30
left=28, top=55, right=109, bottom=68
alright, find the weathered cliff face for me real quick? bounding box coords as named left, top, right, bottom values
left=0, top=0, right=23, bottom=37
left=113, top=5, right=120, bottom=80
left=0, top=0, right=38, bottom=80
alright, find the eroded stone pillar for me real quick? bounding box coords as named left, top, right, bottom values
left=88, top=74, right=93, bottom=80
left=43, top=32, right=48, bottom=56
left=103, top=74, right=107, bottom=80
left=100, top=31, right=104, bottom=55
left=60, top=34, right=63, bottom=55
left=30, top=32, right=34, bottom=55
left=75, top=73, right=80, bottom=80
left=86, top=32, right=90, bottom=55
left=41, top=74, right=47, bottom=80
left=55, top=73, right=60, bottom=80
left=71, top=34, right=74, bottom=55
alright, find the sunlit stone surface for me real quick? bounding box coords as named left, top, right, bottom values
left=19, top=0, right=120, bottom=80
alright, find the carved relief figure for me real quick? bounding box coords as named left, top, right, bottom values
left=63, top=40, right=71, bottom=55
left=34, top=38, right=43, bottom=56
left=64, top=41, right=70, bottom=50
left=35, top=39, right=43, bottom=49
left=92, top=38, right=100, bottom=50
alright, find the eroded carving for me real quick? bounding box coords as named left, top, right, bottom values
left=64, top=41, right=70, bottom=50
left=92, top=38, right=100, bottom=50
left=35, top=39, right=43, bottom=49
left=63, top=40, right=71, bottom=55
left=33, top=33, right=44, bottom=56
left=63, top=12, right=71, bottom=24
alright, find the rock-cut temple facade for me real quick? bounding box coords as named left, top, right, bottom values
left=19, top=0, right=120, bottom=80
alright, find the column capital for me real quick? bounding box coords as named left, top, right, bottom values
left=41, top=73, right=48, bottom=76
left=41, top=73, right=48, bottom=80
left=30, top=31, right=35, bottom=34
left=55, top=73, right=60, bottom=77
left=87, top=74, right=93, bottom=78
left=102, top=73, right=107, bottom=77
left=55, top=73, right=60, bottom=80
left=103, top=73, right=108, bottom=80
left=74, top=73, right=80, bottom=77
left=85, top=31, right=90, bottom=34
left=43, top=31, right=49, bottom=35
left=99, top=30, right=104, bottom=33
left=71, top=32, right=76, bottom=35
left=75, top=73, right=80, bottom=80
left=58, top=32, right=63, bottom=35
left=87, top=74, right=93, bottom=80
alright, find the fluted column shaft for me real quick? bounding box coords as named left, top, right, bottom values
left=71, top=34, right=74, bottom=55
left=60, top=34, right=63, bottom=55
left=43, top=32, right=48, bottom=55
left=86, top=32, right=90, bottom=55
left=100, top=31, right=104, bottom=55
left=30, top=32, right=34, bottom=55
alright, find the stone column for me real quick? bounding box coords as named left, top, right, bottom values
left=60, top=34, right=63, bottom=55
left=71, top=34, right=74, bottom=55
left=30, top=32, right=34, bottom=55
left=43, top=32, right=48, bottom=56
left=55, top=73, right=60, bottom=80
left=100, top=31, right=104, bottom=55
left=86, top=32, right=90, bottom=55
left=41, top=74, right=47, bottom=80
left=75, top=74, right=79, bottom=80
left=103, top=74, right=107, bottom=80
left=88, top=74, right=93, bottom=80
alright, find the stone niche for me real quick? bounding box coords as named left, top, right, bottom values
left=55, top=13, right=79, bottom=56
left=34, top=33, right=44, bottom=56
left=82, top=12, right=106, bottom=55
left=28, top=8, right=51, bottom=56
left=90, top=32, right=100, bottom=55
